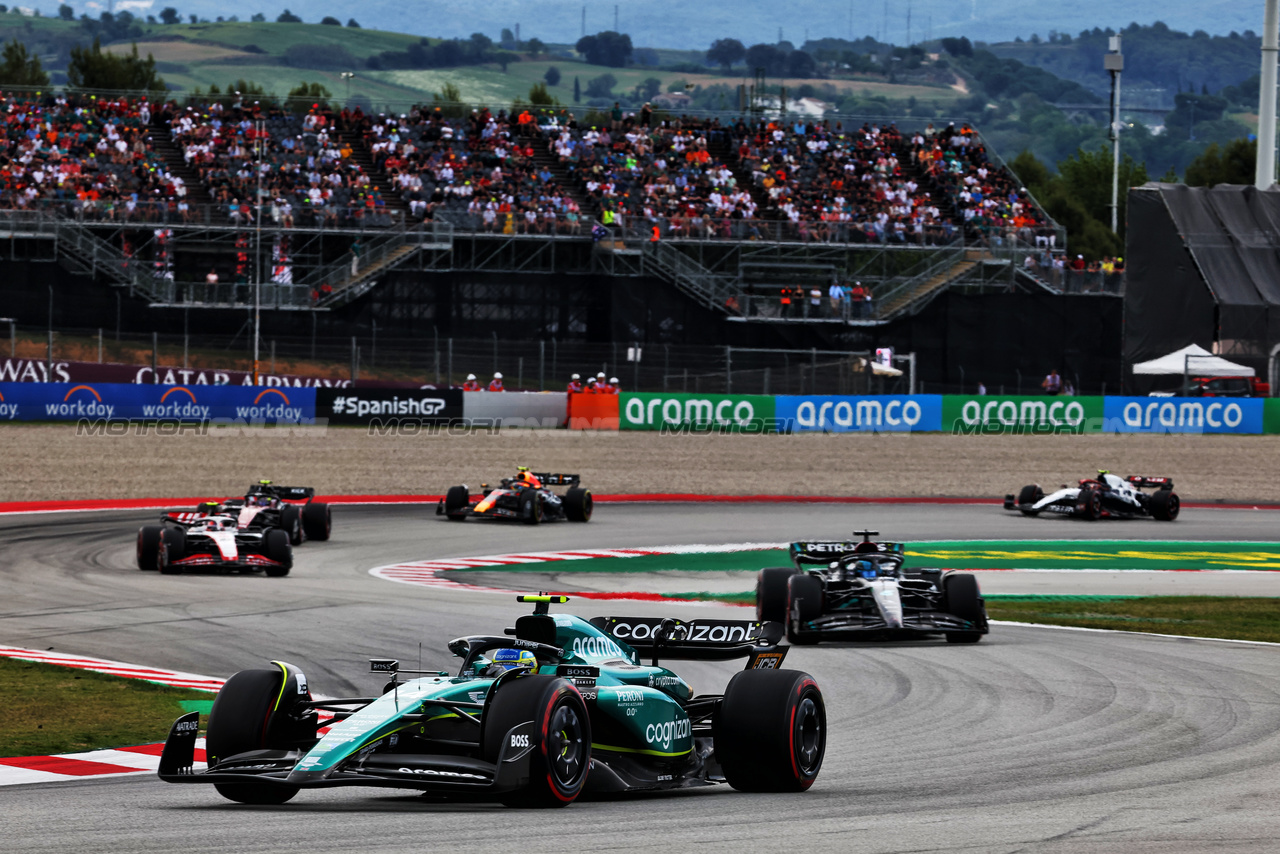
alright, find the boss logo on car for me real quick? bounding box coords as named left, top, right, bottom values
left=510, top=734, right=531, bottom=748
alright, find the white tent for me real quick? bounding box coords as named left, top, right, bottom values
left=1131, top=344, right=1255, bottom=377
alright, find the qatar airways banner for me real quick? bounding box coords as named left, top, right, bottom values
left=0, top=382, right=315, bottom=423
left=0, top=357, right=420, bottom=389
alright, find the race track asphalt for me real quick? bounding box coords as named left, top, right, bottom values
left=4, top=503, right=1280, bottom=853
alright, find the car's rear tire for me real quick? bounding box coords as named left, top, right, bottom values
left=281, top=504, right=303, bottom=545
left=715, top=669, right=825, bottom=792
left=756, top=567, right=798, bottom=622
left=786, top=573, right=824, bottom=645
left=481, top=675, right=591, bottom=807
left=942, top=573, right=985, bottom=644
left=264, top=529, right=292, bottom=577
left=1078, top=485, right=1103, bottom=520
left=563, top=488, right=592, bottom=522
left=521, top=490, right=544, bottom=525
left=301, top=502, right=331, bottom=540
left=444, top=486, right=469, bottom=521
left=1149, top=489, right=1180, bottom=521
left=207, top=668, right=301, bottom=805
left=137, top=525, right=163, bottom=571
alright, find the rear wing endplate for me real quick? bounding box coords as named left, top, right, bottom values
left=254, top=485, right=316, bottom=501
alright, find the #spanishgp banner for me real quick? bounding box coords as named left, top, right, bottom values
left=316, top=387, right=463, bottom=426
left=774, top=395, right=942, bottom=432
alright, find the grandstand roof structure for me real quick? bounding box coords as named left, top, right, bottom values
left=1125, top=183, right=1280, bottom=375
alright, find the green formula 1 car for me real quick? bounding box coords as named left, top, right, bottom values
left=157, top=595, right=826, bottom=807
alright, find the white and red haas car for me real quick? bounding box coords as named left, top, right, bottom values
left=137, top=512, right=293, bottom=576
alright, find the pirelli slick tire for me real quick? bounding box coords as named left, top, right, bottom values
left=1078, top=485, right=1103, bottom=520
left=302, top=502, right=331, bottom=540
left=756, top=566, right=799, bottom=623
left=1017, top=484, right=1044, bottom=513
left=280, top=504, right=303, bottom=545
left=521, top=491, right=544, bottom=525
left=444, top=486, right=469, bottom=521
left=563, top=488, right=592, bottom=522
left=207, top=668, right=300, bottom=805
left=1149, top=489, right=1180, bottom=521
left=263, top=529, right=293, bottom=577
left=786, top=574, right=824, bottom=645
left=715, top=669, right=825, bottom=792
left=137, top=525, right=163, bottom=571
left=481, top=675, right=591, bottom=808
left=943, top=572, right=985, bottom=644
left=158, top=527, right=186, bottom=575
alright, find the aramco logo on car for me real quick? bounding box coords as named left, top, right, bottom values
left=620, top=393, right=775, bottom=432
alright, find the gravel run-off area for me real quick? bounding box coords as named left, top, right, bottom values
left=1, top=425, right=1272, bottom=503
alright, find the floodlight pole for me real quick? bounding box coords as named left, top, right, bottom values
left=1258, top=0, right=1279, bottom=189
left=1105, top=36, right=1124, bottom=234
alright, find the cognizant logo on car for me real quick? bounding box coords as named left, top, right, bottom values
left=644, top=718, right=690, bottom=751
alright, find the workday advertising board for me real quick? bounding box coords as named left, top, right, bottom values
left=775, top=395, right=941, bottom=432
left=0, top=382, right=314, bottom=423
left=942, top=396, right=1104, bottom=434
left=619, top=393, right=775, bottom=432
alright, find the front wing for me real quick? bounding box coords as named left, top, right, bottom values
left=157, top=712, right=539, bottom=796
left=791, top=609, right=987, bottom=640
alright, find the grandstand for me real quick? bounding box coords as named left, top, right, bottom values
left=0, top=91, right=1126, bottom=393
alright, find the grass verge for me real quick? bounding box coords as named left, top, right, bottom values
left=661, top=593, right=1280, bottom=643
left=984, top=596, right=1280, bottom=643
left=0, top=657, right=212, bottom=758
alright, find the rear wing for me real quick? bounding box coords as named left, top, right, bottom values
left=1126, top=476, right=1173, bottom=490
left=790, top=540, right=904, bottom=567
left=590, top=616, right=786, bottom=668
left=252, top=484, right=316, bottom=502
left=532, top=473, right=580, bottom=487
left=163, top=510, right=207, bottom=525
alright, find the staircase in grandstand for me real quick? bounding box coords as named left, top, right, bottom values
left=873, top=247, right=987, bottom=320
left=640, top=239, right=738, bottom=312
left=305, top=221, right=455, bottom=308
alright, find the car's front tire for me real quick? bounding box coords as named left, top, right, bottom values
left=263, top=529, right=292, bottom=576
left=443, top=485, right=469, bottom=521
left=482, top=675, right=591, bottom=807
left=715, top=669, right=825, bottom=792
left=281, top=504, right=303, bottom=545
left=521, top=490, right=544, bottom=525
left=206, top=668, right=301, bottom=805
left=137, top=525, right=163, bottom=571
left=756, top=566, right=798, bottom=622
left=158, top=527, right=186, bottom=575
left=942, top=572, right=985, bottom=644
left=786, top=573, right=823, bottom=645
